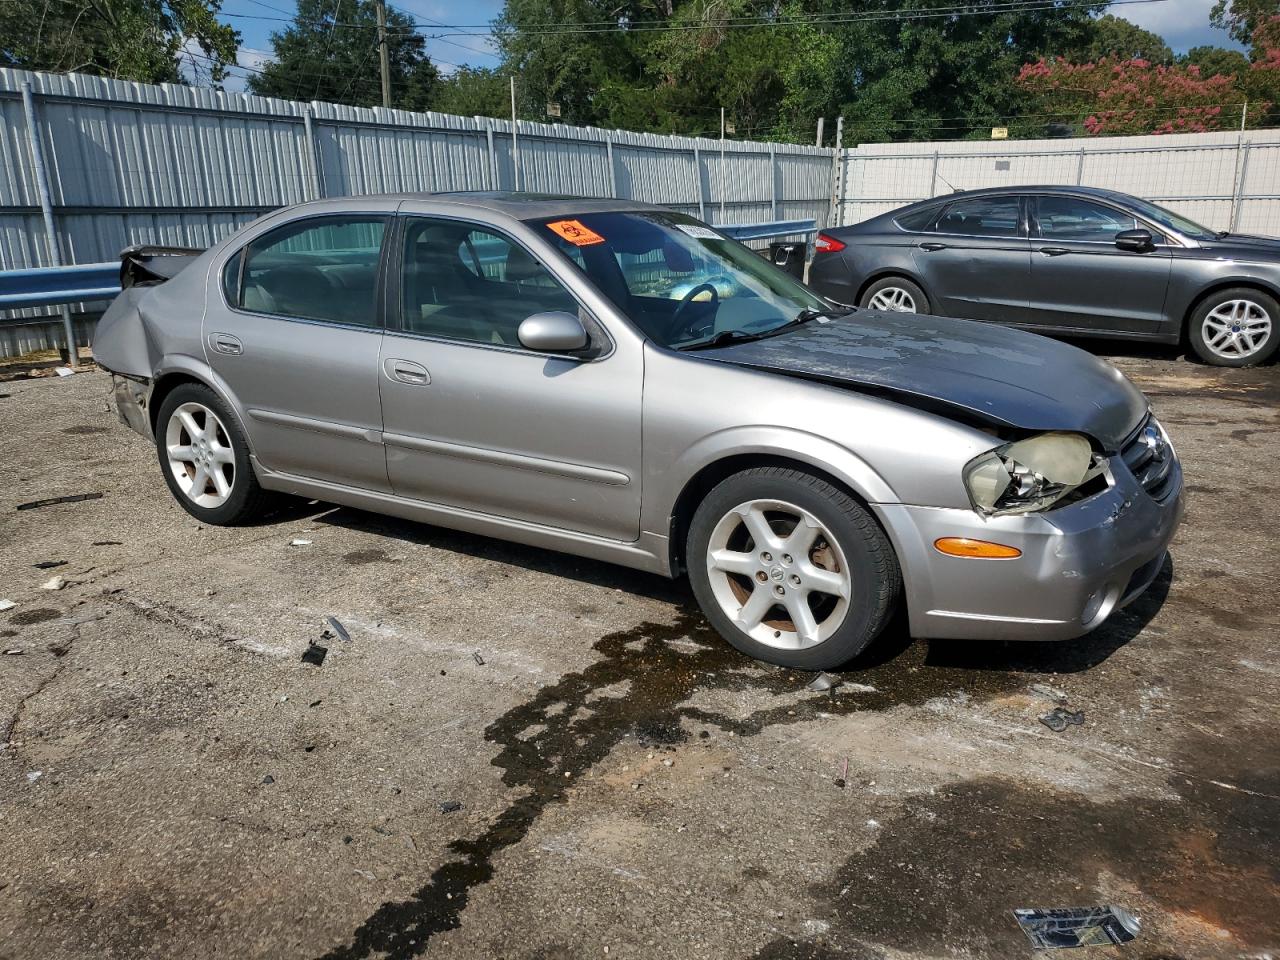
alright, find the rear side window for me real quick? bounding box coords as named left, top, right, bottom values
left=936, top=197, right=1022, bottom=238
left=227, top=216, right=387, bottom=328
left=895, top=206, right=940, bottom=231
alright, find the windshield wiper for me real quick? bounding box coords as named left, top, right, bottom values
left=679, top=329, right=771, bottom=351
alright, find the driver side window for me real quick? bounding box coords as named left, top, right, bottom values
left=401, top=218, right=578, bottom=347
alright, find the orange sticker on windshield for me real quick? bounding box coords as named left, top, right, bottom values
left=546, top=219, right=605, bottom=246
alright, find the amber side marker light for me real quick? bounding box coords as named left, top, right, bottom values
left=934, top=537, right=1022, bottom=559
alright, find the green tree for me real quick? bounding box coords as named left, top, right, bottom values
left=1210, top=0, right=1279, bottom=47
left=0, top=0, right=238, bottom=84
left=248, top=0, right=439, bottom=108
left=1073, top=14, right=1173, bottom=64
left=1184, top=44, right=1251, bottom=78
left=432, top=66, right=513, bottom=117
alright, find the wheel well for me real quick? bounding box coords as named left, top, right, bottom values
left=147, top=373, right=207, bottom=432
left=1183, top=280, right=1280, bottom=343
left=667, top=454, right=874, bottom=576
left=855, top=271, right=928, bottom=307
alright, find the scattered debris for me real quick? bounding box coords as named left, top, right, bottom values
left=1040, top=707, right=1086, bottom=732
left=309, top=699, right=322, bottom=708
left=844, top=682, right=879, bottom=693
left=835, top=757, right=849, bottom=789
left=40, top=576, right=68, bottom=591
left=26, top=771, right=42, bottom=783
left=33, top=560, right=67, bottom=570
left=472, top=651, right=486, bottom=666
left=1031, top=682, right=1069, bottom=703
left=3, top=648, right=22, bottom=656
left=0, top=600, right=14, bottom=612
left=16, top=492, right=104, bottom=511
left=290, top=538, right=313, bottom=546
left=806, top=671, right=840, bottom=692
left=262, top=774, right=275, bottom=785
left=438, top=800, right=463, bottom=813
left=301, top=641, right=328, bottom=667
left=1013, top=906, right=1140, bottom=948
left=322, top=616, right=350, bottom=643
left=92, top=540, right=123, bottom=546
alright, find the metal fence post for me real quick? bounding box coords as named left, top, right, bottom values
left=928, top=150, right=940, bottom=198
left=302, top=106, right=326, bottom=200
left=486, top=121, right=498, bottom=190
left=827, top=116, right=844, bottom=229
left=770, top=144, right=778, bottom=221
left=1075, top=145, right=1086, bottom=185
left=692, top=144, right=706, bottom=221
left=20, top=81, right=77, bottom=368
left=605, top=134, right=619, bottom=198
left=1229, top=141, right=1252, bottom=232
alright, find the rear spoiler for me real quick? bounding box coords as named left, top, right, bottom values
left=119, top=244, right=204, bottom=289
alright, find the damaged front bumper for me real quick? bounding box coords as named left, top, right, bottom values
left=111, top=374, right=155, bottom=441
left=875, top=451, right=1184, bottom=642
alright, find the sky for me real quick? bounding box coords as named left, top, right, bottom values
left=213, top=0, right=1245, bottom=94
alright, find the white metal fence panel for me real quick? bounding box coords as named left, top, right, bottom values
left=837, top=130, right=1280, bottom=236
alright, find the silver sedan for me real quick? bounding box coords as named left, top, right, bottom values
left=94, top=193, right=1183, bottom=669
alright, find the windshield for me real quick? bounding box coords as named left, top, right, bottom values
left=532, top=211, right=830, bottom=348
left=1123, top=196, right=1217, bottom=241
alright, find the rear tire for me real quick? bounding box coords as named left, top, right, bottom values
left=860, top=276, right=930, bottom=314
left=1188, top=287, right=1279, bottom=367
left=155, top=383, right=272, bottom=525
left=686, top=467, right=901, bottom=670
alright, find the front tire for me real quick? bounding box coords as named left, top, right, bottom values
left=1188, top=287, right=1279, bottom=367
left=155, top=383, right=271, bottom=525
left=687, top=467, right=901, bottom=670
left=860, top=276, right=929, bottom=314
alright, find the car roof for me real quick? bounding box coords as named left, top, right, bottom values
left=883, top=184, right=1139, bottom=217
left=283, top=191, right=667, bottom=221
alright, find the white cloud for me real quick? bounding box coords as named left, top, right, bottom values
left=1115, top=0, right=1246, bottom=53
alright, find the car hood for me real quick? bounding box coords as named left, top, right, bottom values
left=1196, top=233, right=1280, bottom=259
left=699, top=311, right=1148, bottom=450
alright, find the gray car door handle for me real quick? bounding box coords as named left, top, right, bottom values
left=919, top=242, right=948, bottom=251
left=1039, top=246, right=1071, bottom=256
left=209, top=333, right=243, bottom=355
left=384, top=358, right=431, bottom=385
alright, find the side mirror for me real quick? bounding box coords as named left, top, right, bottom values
left=1115, top=229, right=1154, bottom=253
left=517, top=311, right=589, bottom=353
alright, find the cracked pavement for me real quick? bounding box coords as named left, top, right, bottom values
left=1, top=352, right=1277, bottom=960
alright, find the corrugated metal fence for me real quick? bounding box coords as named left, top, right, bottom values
left=837, top=129, right=1280, bottom=234
left=0, top=67, right=835, bottom=357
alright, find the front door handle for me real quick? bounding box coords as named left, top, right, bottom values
left=383, top=358, right=431, bottom=386
left=919, top=242, right=948, bottom=252
left=209, top=333, right=243, bottom=356
left=1038, top=246, right=1071, bottom=257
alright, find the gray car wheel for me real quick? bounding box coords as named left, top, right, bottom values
left=1188, top=287, right=1279, bottom=367
left=687, top=466, right=901, bottom=670
left=155, top=383, right=272, bottom=525
left=860, top=276, right=929, bottom=314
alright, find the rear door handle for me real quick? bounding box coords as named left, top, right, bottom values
left=1038, top=246, right=1071, bottom=257
left=919, top=242, right=948, bottom=252
left=209, top=333, right=242, bottom=356
left=383, top=358, right=431, bottom=386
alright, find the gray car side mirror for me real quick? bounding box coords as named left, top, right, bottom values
left=517, top=311, right=589, bottom=353
left=1115, top=229, right=1154, bottom=253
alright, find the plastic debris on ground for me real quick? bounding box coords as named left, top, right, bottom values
left=3, top=648, right=22, bottom=656
left=438, top=800, right=463, bottom=813
left=16, top=492, right=104, bottom=511
left=0, top=600, right=14, bottom=612
left=33, top=560, right=67, bottom=570
left=54, top=367, right=74, bottom=377
left=473, top=651, right=485, bottom=666
left=1013, top=906, right=1140, bottom=948
left=301, top=642, right=328, bottom=667
left=1031, top=682, right=1069, bottom=702
left=806, top=672, right=840, bottom=692
left=1040, top=707, right=1085, bottom=732
left=40, top=576, right=68, bottom=591
left=290, top=539, right=313, bottom=547
left=322, top=616, right=350, bottom=643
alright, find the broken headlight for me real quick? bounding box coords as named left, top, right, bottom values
left=963, top=432, right=1102, bottom=516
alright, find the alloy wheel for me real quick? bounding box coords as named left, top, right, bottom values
left=165, top=402, right=236, bottom=508
left=704, top=499, right=852, bottom=650
left=867, top=286, right=917, bottom=312
left=1202, top=299, right=1272, bottom=360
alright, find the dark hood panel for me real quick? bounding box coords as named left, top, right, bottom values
left=701, top=311, right=1148, bottom=450
left=1197, top=234, right=1280, bottom=258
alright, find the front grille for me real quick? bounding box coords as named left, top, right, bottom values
left=1120, top=415, right=1177, bottom=502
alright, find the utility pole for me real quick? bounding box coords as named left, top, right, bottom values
left=815, top=117, right=824, bottom=148
left=719, top=106, right=727, bottom=223
left=376, top=0, right=391, bottom=108
left=511, top=76, right=521, bottom=192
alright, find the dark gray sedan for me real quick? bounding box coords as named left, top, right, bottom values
left=808, top=185, right=1280, bottom=367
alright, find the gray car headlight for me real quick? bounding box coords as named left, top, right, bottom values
left=963, top=432, right=1101, bottom=516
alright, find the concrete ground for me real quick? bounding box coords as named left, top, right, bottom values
left=0, top=350, right=1277, bottom=960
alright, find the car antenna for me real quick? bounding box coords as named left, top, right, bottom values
left=935, top=173, right=963, bottom=194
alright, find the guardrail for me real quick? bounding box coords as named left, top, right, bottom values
left=0, top=262, right=120, bottom=312
left=714, top=219, right=817, bottom=241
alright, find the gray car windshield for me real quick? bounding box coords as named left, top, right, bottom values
left=534, top=211, right=832, bottom=349
left=1123, top=197, right=1217, bottom=241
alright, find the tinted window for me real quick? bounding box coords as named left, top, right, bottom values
left=895, top=206, right=940, bottom=231
left=233, top=216, right=386, bottom=327
left=401, top=219, right=578, bottom=346
left=937, top=197, right=1022, bottom=238
left=1036, top=197, right=1138, bottom=241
